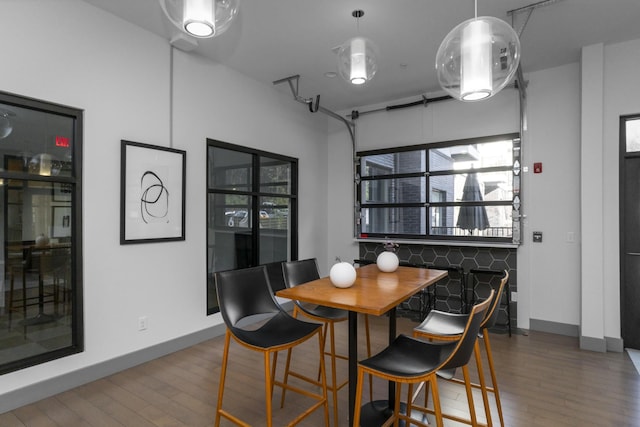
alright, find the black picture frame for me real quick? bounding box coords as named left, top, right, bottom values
left=120, top=140, right=186, bottom=244
left=53, top=182, right=73, bottom=202
left=52, top=206, right=72, bottom=238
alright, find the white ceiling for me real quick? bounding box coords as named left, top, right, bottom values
left=82, top=0, right=640, bottom=111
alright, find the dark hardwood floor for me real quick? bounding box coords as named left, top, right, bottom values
left=1, top=314, right=639, bottom=426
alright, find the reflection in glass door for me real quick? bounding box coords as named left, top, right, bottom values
left=0, top=92, right=82, bottom=375
left=620, top=114, right=640, bottom=349
left=206, top=141, right=297, bottom=314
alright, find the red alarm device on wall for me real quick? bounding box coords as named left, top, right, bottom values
left=533, top=162, right=542, bottom=173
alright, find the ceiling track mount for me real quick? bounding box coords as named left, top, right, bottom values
left=273, top=75, right=355, bottom=136
left=273, top=74, right=359, bottom=237
left=507, top=0, right=563, bottom=38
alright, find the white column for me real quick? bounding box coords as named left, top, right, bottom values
left=580, top=43, right=606, bottom=351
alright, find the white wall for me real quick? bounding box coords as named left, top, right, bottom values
left=526, top=63, right=582, bottom=329
left=602, top=38, right=640, bottom=339
left=522, top=39, right=640, bottom=347
left=327, top=65, right=584, bottom=334
left=580, top=44, right=606, bottom=347
left=328, top=91, right=520, bottom=270
left=328, top=38, right=640, bottom=349
left=170, top=51, right=330, bottom=271
left=0, top=0, right=329, bottom=399
left=577, top=38, right=640, bottom=349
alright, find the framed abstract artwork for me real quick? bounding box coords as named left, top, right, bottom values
left=53, top=182, right=73, bottom=202
left=120, top=140, right=186, bottom=244
left=52, top=206, right=72, bottom=238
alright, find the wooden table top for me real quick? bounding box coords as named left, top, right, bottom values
left=276, top=264, right=448, bottom=316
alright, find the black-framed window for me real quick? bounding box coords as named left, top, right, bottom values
left=0, top=91, right=83, bottom=374
left=357, top=133, right=520, bottom=243
left=206, top=140, right=297, bottom=314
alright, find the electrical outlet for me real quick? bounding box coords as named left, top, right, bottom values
left=511, top=292, right=518, bottom=302
left=138, top=316, right=148, bottom=331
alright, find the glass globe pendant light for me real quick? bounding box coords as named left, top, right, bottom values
left=349, top=37, right=368, bottom=84
left=0, top=113, right=12, bottom=139
left=336, top=10, right=379, bottom=85
left=435, top=0, right=520, bottom=101
left=159, top=0, right=239, bottom=39
left=183, top=0, right=215, bottom=37
left=29, top=153, right=61, bottom=177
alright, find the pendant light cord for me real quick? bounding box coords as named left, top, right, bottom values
left=169, top=45, right=174, bottom=148
left=352, top=9, right=364, bottom=33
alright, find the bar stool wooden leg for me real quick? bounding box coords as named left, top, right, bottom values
left=328, top=321, right=339, bottom=427
left=271, top=351, right=278, bottom=401
left=316, top=322, right=329, bottom=380
left=426, top=380, right=431, bottom=409
left=264, top=351, right=273, bottom=427
left=430, top=376, right=444, bottom=427
left=484, top=331, right=505, bottom=427
left=393, top=383, right=402, bottom=427
left=474, top=340, right=493, bottom=426
left=351, top=368, right=365, bottom=427
left=280, top=347, right=292, bottom=408
left=280, top=307, right=301, bottom=409
left=406, top=383, right=415, bottom=420
left=461, top=365, right=478, bottom=427
left=317, top=331, right=331, bottom=427
left=282, top=312, right=371, bottom=426
left=215, top=330, right=231, bottom=427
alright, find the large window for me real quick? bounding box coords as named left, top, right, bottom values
left=207, top=140, right=297, bottom=314
left=358, top=134, right=520, bottom=243
left=0, top=91, right=83, bottom=374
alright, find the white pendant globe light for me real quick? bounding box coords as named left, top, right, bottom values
left=336, top=10, right=379, bottom=85
left=159, top=0, right=239, bottom=39
left=29, top=153, right=59, bottom=177
left=0, top=114, right=12, bottom=139
left=435, top=1, right=520, bottom=101
left=183, top=0, right=215, bottom=37
left=0, top=109, right=15, bottom=140
left=350, top=37, right=367, bottom=84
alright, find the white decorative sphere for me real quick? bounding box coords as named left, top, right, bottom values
left=329, top=262, right=357, bottom=288
left=377, top=251, right=399, bottom=272
left=35, top=234, right=50, bottom=247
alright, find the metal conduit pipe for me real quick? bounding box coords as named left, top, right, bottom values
left=273, top=75, right=359, bottom=238
left=347, top=94, right=453, bottom=120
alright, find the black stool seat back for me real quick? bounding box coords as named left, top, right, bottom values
left=216, top=265, right=281, bottom=329
left=283, top=258, right=321, bottom=288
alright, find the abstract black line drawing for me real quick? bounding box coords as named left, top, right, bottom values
left=52, top=206, right=72, bottom=238
left=140, top=170, right=169, bottom=224
left=121, top=140, right=186, bottom=244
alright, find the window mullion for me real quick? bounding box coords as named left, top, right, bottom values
left=251, top=154, right=260, bottom=266
left=357, top=134, right=517, bottom=242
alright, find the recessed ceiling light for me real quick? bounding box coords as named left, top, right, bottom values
left=324, top=71, right=337, bottom=78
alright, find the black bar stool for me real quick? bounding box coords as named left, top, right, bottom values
left=214, top=265, right=330, bottom=427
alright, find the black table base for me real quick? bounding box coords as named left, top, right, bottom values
left=359, top=400, right=430, bottom=426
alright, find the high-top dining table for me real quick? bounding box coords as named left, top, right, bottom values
left=276, top=263, right=447, bottom=426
